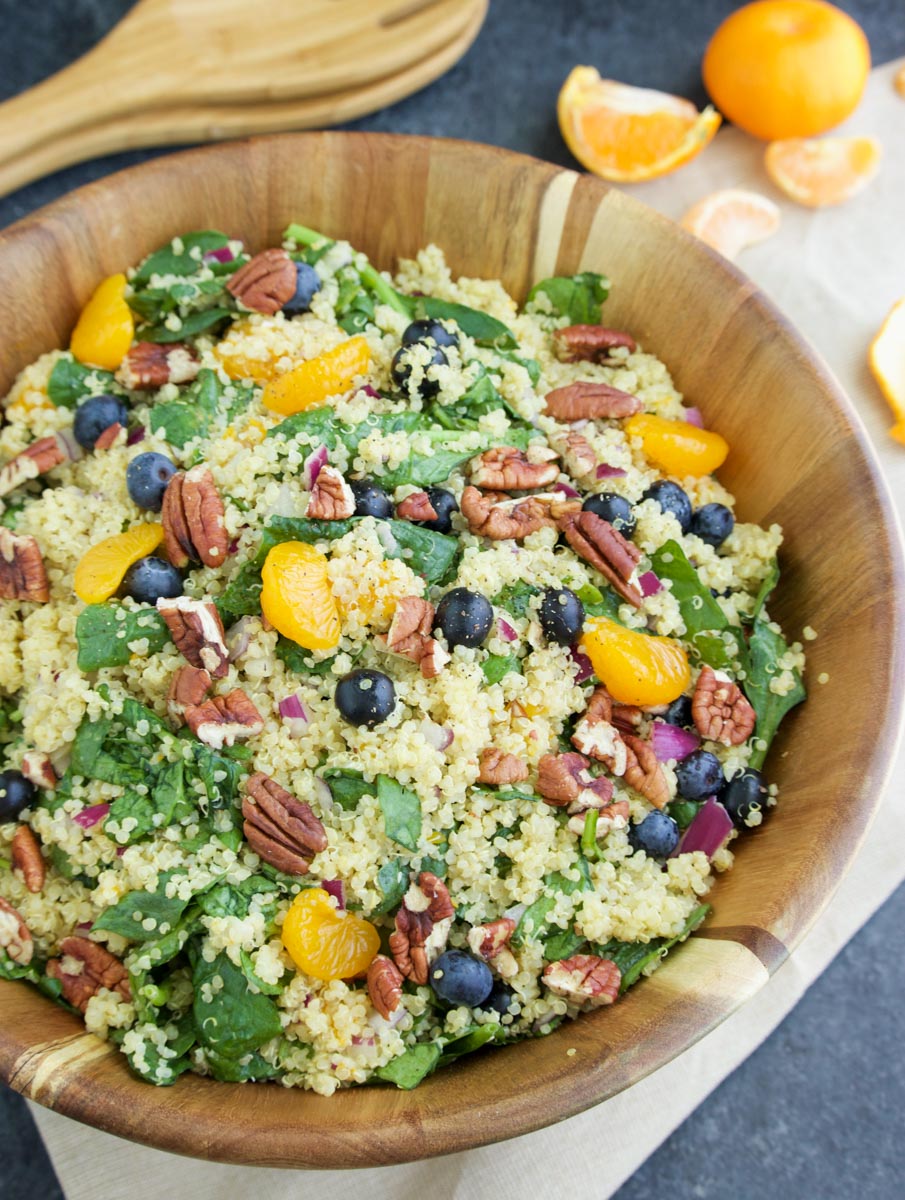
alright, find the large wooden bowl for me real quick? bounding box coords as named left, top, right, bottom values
left=0, top=133, right=901, bottom=1167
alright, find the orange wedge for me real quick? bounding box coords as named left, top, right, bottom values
left=868, top=298, right=905, bottom=445
left=74, top=523, right=164, bottom=604
left=557, top=68, right=722, bottom=183
left=680, top=189, right=781, bottom=260
left=765, top=136, right=882, bottom=207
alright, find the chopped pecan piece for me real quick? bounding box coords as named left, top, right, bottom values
left=226, top=248, right=297, bottom=315
left=621, top=733, right=670, bottom=809
left=167, top=664, right=213, bottom=719
left=185, top=688, right=264, bottom=750
left=572, top=687, right=628, bottom=774
left=542, top=954, right=621, bottom=1008
left=553, top=325, right=637, bottom=363
left=20, top=751, right=57, bottom=791
left=389, top=872, right=454, bottom=985
left=367, top=954, right=404, bottom=1019
left=537, top=751, right=613, bottom=811
left=0, top=434, right=70, bottom=499
left=692, top=665, right=756, bottom=746
left=242, top=771, right=327, bottom=876
left=0, top=529, right=49, bottom=603
left=559, top=510, right=643, bottom=607
left=544, top=380, right=642, bottom=422
left=419, top=637, right=451, bottom=680
left=567, top=799, right=629, bottom=836
left=0, top=897, right=33, bottom=965
left=395, top=490, right=438, bottom=523
left=460, top=486, right=559, bottom=540
left=115, top=341, right=200, bottom=390
left=378, top=595, right=449, bottom=679
left=161, top=466, right=230, bottom=569
left=550, top=429, right=598, bottom=480
left=46, top=936, right=131, bottom=1013
left=469, top=445, right=559, bottom=491
left=156, top=596, right=229, bottom=678
left=11, top=826, right=45, bottom=894
left=477, top=747, right=529, bottom=786
left=467, top=917, right=519, bottom=979
left=305, top=465, right=355, bottom=520
left=93, top=422, right=125, bottom=450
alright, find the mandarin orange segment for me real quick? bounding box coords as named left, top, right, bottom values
left=680, top=189, right=781, bottom=261
left=868, top=297, right=905, bottom=438
left=765, top=136, right=882, bottom=207
left=261, top=336, right=371, bottom=415
left=625, top=413, right=729, bottom=477
left=281, top=887, right=380, bottom=981
left=260, top=540, right=341, bottom=652
left=581, top=616, right=691, bottom=706
left=74, top=523, right=164, bottom=604
left=70, top=273, right=135, bottom=371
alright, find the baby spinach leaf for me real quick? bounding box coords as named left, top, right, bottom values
left=192, top=951, right=283, bottom=1058
left=47, top=356, right=118, bottom=409
left=191, top=742, right=244, bottom=811
left=689, top=629, right=743, bottom=671
left=493, top=581, right=539, bottom=619
left=375, top=1042, right=442, bottom=1089
left=131, top=231, right=232, bottom=286
left=543, top=927, right=587, bottom=962
left=438, top=1022, right=502, bottom=1064
left=204, top=1047, right=283, bottom=1083
left=238, top=949, right=285, bottom=996
left=267, top=407, right=423, bottom=451
left=276, top=637, right=350, bottom=677
left=321, top=768, right=375, bottom=812
left=197, top=876, right=279, bottom=921
left=526, top=272, right=610, bottom=324
left=648, top=540, right=728, bottom=636
left=751, top=560, right=781, bottom=622
left=75, top=604, right=170, bottom=672
left=481, top=653, right=522, bottom=685
left=122, top=1014, right=196, bottom=1086
left=104, top=792, right=157, bottom=843
left=373, top=858, right=409, bottom=915
left=593, top=903, right=710, bottom=991
left=666, top=799, right=703, bottom=830
left=575, top=582, right=622, bottom=622
left=142, top=307, right=232, bottom=344
left=131, top=907, right=200, bottom=971
left=744, top=618, right=807, bottom=769
left=419, top=297, right=518, bottom=349
left=93, top=881, right=192, bottom=942
left=512, top=862, right=592, bottom=948
left=377, top=445, right=476, bottom=489
left=216, top=562, right=263, bottom=622
left=494, top=348, right=541, bottom=385
left=377, top=776, right=422, bottom=852
left=150, top=368, right=252, bottom=448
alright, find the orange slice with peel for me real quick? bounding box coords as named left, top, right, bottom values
left=557, top=68, right=721, bottom=183
left=680, top=189, right=780, bottom=261
left=765, top=136, right=882, bottom=207
left=74, top=523, right=164, bottom=604
left=868, top=298, right=905, bottom=445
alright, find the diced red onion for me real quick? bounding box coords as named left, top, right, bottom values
left=75, top=921, right=93, bottom=932
left=314, top=776, right=335, bottom=815
left=351, top=1034, right=376, bottom=1047
left=228, top=538, right=240, bottom=555
left=570, top=419, right=589, bottom=430
left=684, top=407, right=704, bottom=428
left=50, top=747, right=72, bottom=776
left=55, top=428, right=84, bottom=462
left=596, top=463, right=627, bottom=479
left=639, top=570, right=662, bottom=597
left=279, top=693, right=308, bottom=721
left=227, top=616, right=254, bottom=661
left=569, top=645, right=594, bottom=683
left=116, top=846, right=126, bottom=857
left=360, top=384, right=381, bottom=399
left=553, top=481, right=580, bottom=499
left=651, top=721, right=700, bottom=763
left=126, top=425, right=146, bottom=446
left=671, top=797, right=733, bottom=860
left=369, top=1004, right=407, bottom=1030
left=302, top=444, right=328, bottom=489
left=419, top=717, right=454, bottom=751
left=322, top=879, right=345, bottom=909
left=503, top=902, right=527, bottom=923
left=498, top=618, right=518, bottom=643
left=204, top=246, right=234, bottom=264
left=73, top=802, right=110, bottom=829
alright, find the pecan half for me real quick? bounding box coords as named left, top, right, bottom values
left=20, top=751, right=57, bottom=791
left=544, top=381, right=642, bottom=421
left=0, top=897, right=33, bottom=966
left=550, top=429, right=598, bottom=481
left=469, top=445, right=559, bottom=491
left=567, top=799, right=629, bottom=836
left=460, top=486, right=560, bottom=540
left=622, top=733, right=670, bottom=809
left=395, top=490, right=438, bottom=523
left=306, top=465, right=355, bottom=520
left=559, top=510, right=643, bottom=607
left=242, top=771, right=327, bottom=876
left=378, top=595, right=449, bottom=679
left=161, top=466, right=230, bottom=569
left=553, top=325, right=637, bottom=363
left=167, top=664, right=213, bottom=719
left=467, top=917, right=518, bottom=979
left=185, top=688, right=264, bottom=749
left=477, top=747, right=529, bottom=786
left=157, top=596, right=229, bottom=678
left=536, top=751, right=613, bottom=812
left=93, top=422, right=125, bottom=450
left=692, top=665, right=756, bottom=746
left=226, top=248, right=297, bottom=315
left=0, top=434, right=69, bottom=499
left=46, top=936, right=131, bottom=1013
left=367, top=954, right=404, bottom=1019
left=115, top=342, right=200, bottom=390
left=542, top=954, right=621, bottom=1008
left=389, top=872, right=454, bottom=985
left=0, top=529, right=49, bottom=603
left=11, top=826, right=44, bottom=894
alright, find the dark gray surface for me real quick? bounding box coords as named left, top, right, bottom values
left=1, top=2, right=903, bottom=1197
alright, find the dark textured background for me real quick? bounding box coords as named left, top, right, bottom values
left=1, top=1, right=903, bottom=1196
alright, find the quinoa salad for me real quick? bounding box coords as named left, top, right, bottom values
left=0, top=224, right=807, bottom=1093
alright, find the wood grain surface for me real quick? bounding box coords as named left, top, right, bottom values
left=0, top=132, right=902, bottom=1168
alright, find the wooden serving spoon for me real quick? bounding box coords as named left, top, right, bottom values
left=0, top=0, right=486, bottom=194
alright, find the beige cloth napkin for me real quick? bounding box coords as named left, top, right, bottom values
left=28, top=58, right=905, bottom=1200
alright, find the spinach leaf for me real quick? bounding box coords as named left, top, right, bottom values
left=197, top=875, right=279, bottom=920
left=493, top=581, right=539, bottom=619
left=744, top=618, right=806, bottom=769
left=238, top=949, right=284, bottom=996
left=122, top=1015, right=196, bottom=1086
left=494, top=348, right=541, bottom=385
left=192, top=950, right=282, bottom=1058
left=276, top=638, right=347, bottom=677
left=526, top=272, right=610, bottom=324
left=75, top=604, right=170, bottom=672
left=104, top=791, right=158, bottom=844
left=543, top=927, right=587, bottom=962
left=216, top=562, right=263, bottom=622
left=129, top=907, right=200, bottom=971
left=131, top=230, right=232, bottom=285
left=438, top=1023, right=502, bottom=1064
left=204, top=1047, right=283, bottom=1082
left=321, top=768, right=375, bottom=813
left=47, top=356, right=118, bottom=409
left=377, top=445, right=476, bottom=489
left=419, top=297, right=517, bottom=349
left=575, top=582, right=622, bottom=622
left=93, top=880, right=192, bottom=942
left=142, top=306, right=232, bottom=344
left=751, top=560, right=780, bottom=622
left=688, top=629, right=746, bottom=671
left=512, top=862, right=592, bottom=948
left=666, top=799, right=703, bottom=830
left=150, top=369, right=251, bottom=448
left=593, top=903, right=710, bottom=991
left=375, top=1042, right=442, bottom=1089
left=267, top=407, right=423, bottom=451
left=373, top=858, right=409, bottom=915
left=191, top=742, right=244, bottom=811
left=648, top=540, right=729, bottom=635
left=481, top=653, right=522, bottom=685
left=377, top=776, right=422, bottom=852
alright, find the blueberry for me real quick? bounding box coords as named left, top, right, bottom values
left=0, top=770, right=36, bottom=821
left=675, top=749, right=725, bottom=800
left=539, top=587, right=584, bottom=645
left=349, top=479, right=393, bottom=519
left=121, top=556, right=183, bottom=605
left=401, top=318, right=458, bottom=349
left=663, top=695, right=694, bottom=728
left=73, top=395, right=129, bottom=450
left=720, top=768, right=768, bottom=827
left=282, top=262, right=322, bottom=315
left=690, top=503, right=735, bottom=549
left=628, top=810, right=680, bottom=858
left=482, top=980, right=516, bottom=1016
left=413, top=486, right=458, bottom=534
left=434, top=588, right=493, bottom=649
left=641, top=480, right=692, bottom=534
left=126, top=452, right=176, bottom=511
left=428, top=949, right=493, bottom=1008
left=582, top=492, right=636, bottom=538
left=334, top=669, right=396, bottom=727
left=391, top=345, right=447, bottom=399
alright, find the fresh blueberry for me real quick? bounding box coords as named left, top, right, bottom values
left=675, top=749, right=725, bottom=800
left=334, top=669, right=396, bottom=727
left=539, top=587, right=584, bottom=645
left=720, top=768, right=769, bottom=827
left=121, top=556, right=183, bottom=605
left=401, top=318, right=458, bottom=349
left=73, top=395, right=129, bottom=450
left=282, top=262, right=322, bottom=315
left=0, top=770, right=36, bottom=821
left=428, top=949, right=493, bottom=1007
left=628, top=810, right=680, bottom=858
left=663, top=695, right=694, bottom=728
left=391, top=344, right=448, bottom=399
left=641, top=480, right=693, bottom=534
left=413, top=486, right=458, bottom=535
left=434, top=588, right=493, bottom=649
left=126, top=452, right=177, bottom=511
left=690, top=503, right=735, bottom=549
left=349, top=479, right=393, bottom=519
left=582, top=492, right=636, bottom=538
left=482, top=980, right=516, bottom=1016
